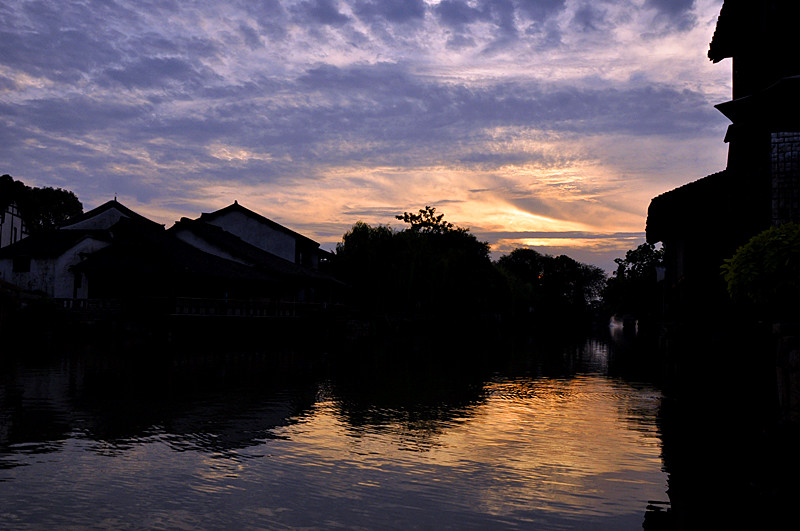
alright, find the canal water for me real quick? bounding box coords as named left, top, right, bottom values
left=1, top=337, right=670, bottom=529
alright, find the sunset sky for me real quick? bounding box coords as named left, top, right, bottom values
left=0, top=0, right=731, bottom=271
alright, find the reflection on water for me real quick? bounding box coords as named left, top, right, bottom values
left=0, top=338, right=667, bottom=529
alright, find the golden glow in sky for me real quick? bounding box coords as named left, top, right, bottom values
left=0, top=0, right=730, bottom=270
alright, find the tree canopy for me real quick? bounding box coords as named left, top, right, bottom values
left=722, top=222, right=800, bottom=319
left=497, top=248, right=606, bottom=327
left=395, top=205, right=464, bottom=234
left=0, top=174, right=83, bottom=234
left=602, top=242, right=663, bottom=319
left=336, top=207, right=605, bottom=330
left=335, top=207, right=496, bottom=321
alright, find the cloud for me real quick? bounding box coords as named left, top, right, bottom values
left=100, top=57, right=220, bottom=90
left=0, top=0, right=731, bottom=270
left=239, top=0, right=290, bottom=40
left=3, top=96, right=151, bottom=134
left=515, top=0, right=567, bottom=21
left=0, top=28, right=122, bottom=84
left=293, top=0, right=351, bottom=26
left=435, top=1, right=491, bottom=30
left=238, top=23, right=265, bottom=50
left=353, top=0, right=426, bottom=24
left=572, top=3, right=610, bottom=33
left=0, top=75, right=17, bottom=91
left=645, top=0, right=697, bottom=32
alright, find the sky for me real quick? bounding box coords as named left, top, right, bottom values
left=0, top=0, right=731, bottom=271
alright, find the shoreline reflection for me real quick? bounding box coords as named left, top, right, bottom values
left=1, top=337, right=667, bottom=529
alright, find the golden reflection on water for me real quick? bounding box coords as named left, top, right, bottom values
left=271, top=368, right=664, bottom=521
left=0, top=341, right=666, bottom=529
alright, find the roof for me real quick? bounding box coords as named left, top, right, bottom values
left=74, top=219, right=342, bottom=289
left=198, top=201, right=319, bottom=248
left=60, top=199, right=163, bottom=230
left=170, top=217, right=340, bottom=283
left=707, top=0, right=740, bottom=63
left=646, top=169, right=770, bottom=246
left=715, top=75, right=800, bottom=126
left=646, top=171, right=730, bottom=243
left=72, top=229, right=284, bottom=284
left=708, top=0, right=800, bottom=63
left=0, top=230, right=109, bottom=259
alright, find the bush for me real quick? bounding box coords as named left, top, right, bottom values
left=722, top=222, right=800, bottom=318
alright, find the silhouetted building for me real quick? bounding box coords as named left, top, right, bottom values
left=646, top=0, right=800, bottom=320
left=185, top=201, right=328, bottom=269
left=0, top=199, right=341, bottom=309
left=170, top=203, right=337, bottom=303
left=60, top=199, right=164, bottom=232
left=0, top=200, right=146, bottom=298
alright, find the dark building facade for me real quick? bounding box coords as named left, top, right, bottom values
left=646, top=0, right=800, bottom=320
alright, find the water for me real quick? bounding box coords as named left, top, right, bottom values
left=0, top=338, right=668, bottom=529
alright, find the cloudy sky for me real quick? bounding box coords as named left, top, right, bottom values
left=1, top=0, right=731, bottom=270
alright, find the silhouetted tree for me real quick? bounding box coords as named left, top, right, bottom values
left=603, top=243, right=663, bottom=320
left=497, top=248, right=605, bottom=327
left=0, top=174, right=27, bottom=210
left=336, top=208, right=611, bottom=337
left=336, top=207, right=498, bottom=323
left=394, top=208, right=494, bottom=317
left=335, top=221, right=398, bottom=310
left=0, top=174, right=82, bottom=233
left=395, top=205, right=461, bottom=234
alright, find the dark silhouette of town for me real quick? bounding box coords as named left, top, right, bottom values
left=3, top=1, right=800, bottom=529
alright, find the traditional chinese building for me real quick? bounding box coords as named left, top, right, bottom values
left=646, top=0, right=800, bottom=320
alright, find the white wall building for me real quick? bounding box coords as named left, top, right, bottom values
left=191, top=201, right=322, bottom=269
left=0, top=200, right=159, bottom=298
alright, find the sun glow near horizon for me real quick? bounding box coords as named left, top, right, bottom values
left=2, top=0, right=729, bottom=272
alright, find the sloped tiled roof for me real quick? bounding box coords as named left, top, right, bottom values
left=198, top=201, right=318, bottom=247
left=708, top=0, right=740, bottom=63
left=73, top=228, right=283, bottom=284
left=715, top=75, right=800, bottom=124
left=0, top=230, right=109, bottom=259
left=708, top=0, right=800, bottom=63
left=646, top=171, right=730, bottom=243
left=170, top=217, right=339, bottom=283
left=60, top=199, right=163, bottom=230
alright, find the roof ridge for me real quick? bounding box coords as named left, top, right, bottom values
left=197, top=202, right=318, bottom=246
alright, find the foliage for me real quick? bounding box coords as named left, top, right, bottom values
left=603, top=243, right=663, bottom=318
left=496, top=248, right=606, bottom=325
left=336, top=207, right=608, bottom=329
left=0, top=174, right=83, bottom=233
left=722, top=222, right=800, bottom=317
left=395, top=206, right=463, bottom=234
left=335, top=208, right=496, bottom=320
left=335, top=221, right=398, bottom=309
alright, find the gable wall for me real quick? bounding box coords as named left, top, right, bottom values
left=53, top=238, right=110, bottom=298
left=0, top=257, right=54, bottom=295
left=206, top=211, right=296, bottom=263
left=0, top=238, right=109, bottom=297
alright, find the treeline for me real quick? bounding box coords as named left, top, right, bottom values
left=333, top=206, right=607, bottom=332
left=0, top=174, right=83, bottom=234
